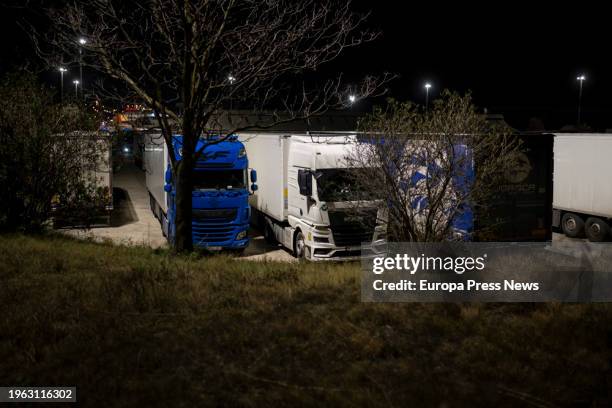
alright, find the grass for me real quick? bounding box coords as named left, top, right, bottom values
left=0, top=234, right=610, bottom=407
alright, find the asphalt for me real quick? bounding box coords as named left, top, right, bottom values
left=64, top=160, right=295, bottom=261
left=63, top=162, right=168, bottom=248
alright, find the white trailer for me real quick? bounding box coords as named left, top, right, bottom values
left=143, top=132, right=170, bottom=235
left=552, top=133, right=612, bottom=241
left=240, top=132, right=386, bottom=260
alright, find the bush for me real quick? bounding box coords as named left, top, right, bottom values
left=0, top=73, right=106, bottom=232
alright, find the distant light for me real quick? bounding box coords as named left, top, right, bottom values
left=58, top=67, right=67, bottom=72
left=79, top=38, right=87, bottom=45
left=123, top=147, right=129, bottom=153
left=425, top=83, right=432, bottom=89
left=348, top=94, right=356, bottom=103
left=228, top=75, right=236, bottom=84
left=577, top=75, right=586, bottom=81
left=73, top=80, right=79, bottom=84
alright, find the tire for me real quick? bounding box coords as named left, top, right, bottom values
left=293, top=230, right=307, bottom=259
left=585, top=217, right=610, bottom=242
left=561, top=212, right=584, bottom=238
left=263, top=222, right=276, bottom=244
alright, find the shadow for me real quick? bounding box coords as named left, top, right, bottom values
left=110, top=187, right=139, bottom=227
left=239, top=227, right=295, bottom=261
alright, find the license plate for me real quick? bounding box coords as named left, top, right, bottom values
left=206, top=246, right=223, bottom=251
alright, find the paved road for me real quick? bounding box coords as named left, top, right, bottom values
left=64, top=163, right=295, bottom=261
left=64, top=164, right=168, bottom=248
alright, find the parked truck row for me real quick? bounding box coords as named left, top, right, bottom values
left=140, top=125, right=612, bottom=257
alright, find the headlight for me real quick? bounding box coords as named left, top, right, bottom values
left=238, top=147, right=246, bottom=158
left=236, top=230, right=247, bottom=240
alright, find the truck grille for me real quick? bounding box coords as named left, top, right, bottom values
left=328, top=209, right=376, bottom=247
left=192, top=209, right=237, bottom=243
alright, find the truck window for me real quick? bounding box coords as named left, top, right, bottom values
left=316, top=168, right=374, bottom=201
left=193, top=169, right=246, bottom=190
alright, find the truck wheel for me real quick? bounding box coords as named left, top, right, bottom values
left=585, top=217, right=610, bottom=242
left=293, top=230, right=307, bottom=259
left=263, top=222, right=276, bottom=244
left=561, top=213, right=584, bottom=238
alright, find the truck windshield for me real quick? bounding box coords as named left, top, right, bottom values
left=315, top=168, right=372, bottom=201
left=193, top=169, right=246, bottom=190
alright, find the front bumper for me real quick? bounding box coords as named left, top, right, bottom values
left=192, top=223, right=249, bottom=250
left=306, top=238, right=387, bottom=261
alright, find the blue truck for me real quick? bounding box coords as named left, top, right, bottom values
left=144, top=134, right=257, bottom=251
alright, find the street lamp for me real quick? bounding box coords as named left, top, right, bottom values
left=58, top=67, right=67, bottom=103
left=73, top=79, right=79, bottom=99
left=576, top=74, right=586, bottom=125
left=348, top=94, right=356, bottom=104
left=78, top=38, right=87, bottom=100
left=227, top=75, right=236, bottom=109
left=424, top=82, right=432, bottom=112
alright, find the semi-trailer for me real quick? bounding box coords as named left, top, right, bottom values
left=552, top=133, right=612, bottom=242
left=239, top=132, right=386, bottom=260
left=474, top=133, right=554, bottom=241
left=144, top=134, right=257, bottom=251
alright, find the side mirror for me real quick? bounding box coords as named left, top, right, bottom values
left=164, top=184, right=172, bottom=193
left=298, top=169, right=312, bottom=196
left=250, top=169, right=257, bottom=183
left=251, top=183, right=258, bottom=192
left=164, top=167, right=172, bottom=184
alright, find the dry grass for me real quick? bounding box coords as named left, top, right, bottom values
left=1, top=234, right=610, bottom=407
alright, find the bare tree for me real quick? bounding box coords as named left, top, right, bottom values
left=345, top=91, right=521, bottom=242
left=39, top=0, right=387, bottom=252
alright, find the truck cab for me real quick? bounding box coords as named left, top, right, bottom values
left=146, top=134, right=256, bottom=251
left=287, top=136, right=385, bottom=259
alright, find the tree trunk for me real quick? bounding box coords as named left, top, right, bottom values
left=173, top=157, right=194, bottom=253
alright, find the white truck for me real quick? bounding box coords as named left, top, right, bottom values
left=552, top=133, right=612, bottom=242
left=240, top=132, right=386, bottom=260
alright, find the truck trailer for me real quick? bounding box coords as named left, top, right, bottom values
left=239, top=133, right=386, bottom=260
left=144, top=134, right=257, bottom=251
left=474, top=133, right=553, bottom=241
left=552, top=133, right=612, bottom=242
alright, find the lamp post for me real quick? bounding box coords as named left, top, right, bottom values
left=425, top=82, right=432, bottom=112
left=73, top=80, right=79, bottom=99
left=576, top=74, right=586, bottom=125
left=78, top=38, right=86, bottom=100
left=58, top=67, right=67, bottom=103
left=228, top=74, right=236, bottom=110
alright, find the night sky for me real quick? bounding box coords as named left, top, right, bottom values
left=1, top=1, right=609, bottom=130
